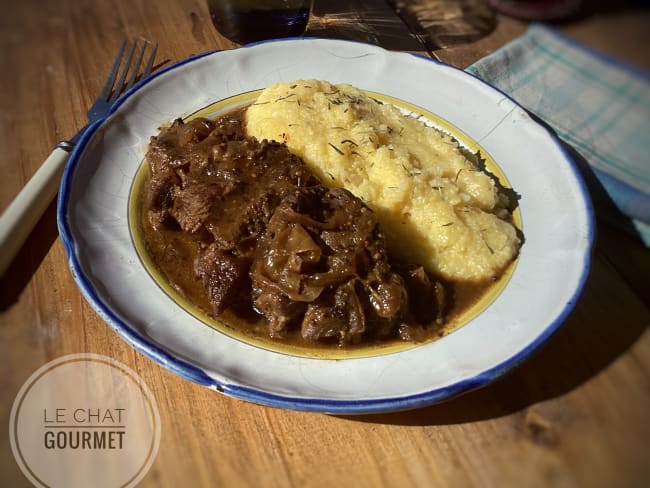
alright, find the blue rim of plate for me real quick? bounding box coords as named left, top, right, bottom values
left=57, top=38, right=595, bottom=414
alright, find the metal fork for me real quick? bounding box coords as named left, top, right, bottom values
left=0, top=38, right=158, bottom=277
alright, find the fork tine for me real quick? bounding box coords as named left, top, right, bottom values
left=109, top=39, right=137, bottom=102
left=87, top=38, right=157, bottom=122
left=125, top=40, right=148, bottom=92
left=143, top=43, right=158, bottom=79
left=97, top=38, right=127, bottom=100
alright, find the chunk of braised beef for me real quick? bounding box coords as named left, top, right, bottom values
left=250, top=185, right=409, bottom=345
left=145, top=171, right=180, bottom=229
left=204, top=191, right=282, bottom=254
left=399, top=264, right=447, bottom=326
left=251, top=280, right=307, bottom=338
left=169, top=184, right=220, bottom=233
left=301, top=280, right=366, bottom=343
left=146, top=118, right=217, bottom=175
left=393, top=264, right=447, bottom=342
left=194, top=245, right=251, bottom=315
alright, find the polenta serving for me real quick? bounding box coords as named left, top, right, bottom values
left=245, top=80, right=521, bottom=282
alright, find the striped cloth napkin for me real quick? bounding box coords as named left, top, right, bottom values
left=467, top=23, right=650, bottom=245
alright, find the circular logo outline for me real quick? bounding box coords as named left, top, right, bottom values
left=9, top=353, right=161, bottom=488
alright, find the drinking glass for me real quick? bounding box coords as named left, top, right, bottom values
left=208, top=0, right=314, bottom=44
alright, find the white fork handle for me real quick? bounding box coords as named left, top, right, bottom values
left=0, top=147, right=70, bottom=277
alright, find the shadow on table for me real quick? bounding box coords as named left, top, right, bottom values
left=0, top=199, right=59, bottom=311
left=388, top=0, right=497, bottom=51
left=307, top=0, right=499, bottom=54
left=570, top=0, right=650, bottom=20
left=306, top=0, right=431, bottom=52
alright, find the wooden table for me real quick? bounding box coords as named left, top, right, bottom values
left=1, top=1, right=649, bottom=486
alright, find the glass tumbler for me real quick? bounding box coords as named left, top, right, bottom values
left=208, top=0, right=314, bottom=44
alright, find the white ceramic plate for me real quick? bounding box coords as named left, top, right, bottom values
left=58, top=38, right=593, bottom=413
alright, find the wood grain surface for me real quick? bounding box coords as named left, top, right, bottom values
left=1, top=1, right=649, bottom=487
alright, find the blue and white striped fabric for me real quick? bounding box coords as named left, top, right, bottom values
left=467, top=23, right=650, bottom=245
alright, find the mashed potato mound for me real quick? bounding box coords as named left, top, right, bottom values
left=245, top=80, right=520, bottom=281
